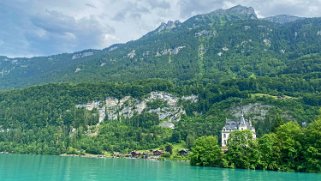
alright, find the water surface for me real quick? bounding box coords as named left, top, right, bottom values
left=0, top=154, right=320, bottom=181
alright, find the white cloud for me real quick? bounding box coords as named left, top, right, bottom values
left=85, top=3, right=97, bottom=9
left=103, top=34, right=119, bottom=46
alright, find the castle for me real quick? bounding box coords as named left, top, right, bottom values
left=221, top=114, right=256, bottom=147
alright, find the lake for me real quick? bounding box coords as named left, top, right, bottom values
left=0, top=154, right=320, bottom=181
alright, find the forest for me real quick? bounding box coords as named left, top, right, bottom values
left=0, top=76, right=320, bottom=156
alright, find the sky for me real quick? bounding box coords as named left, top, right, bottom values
left=1, top=0, right=321, bottom=57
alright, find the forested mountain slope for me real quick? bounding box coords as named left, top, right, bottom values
left=0, top=78, right=320, bottom=154
left=1, top=5, right=321, bottom=88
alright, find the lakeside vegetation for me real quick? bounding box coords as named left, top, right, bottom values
left=190, top=118, right=321, bottom=173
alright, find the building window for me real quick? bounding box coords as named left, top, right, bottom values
left=224, top=140, right=227, bottom=145
left=223, top=134, right=226, bottom=138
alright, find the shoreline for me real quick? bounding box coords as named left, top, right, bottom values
left=59, top=153, right=189, bottom=162
left=1, top=151, right=189, bottom=162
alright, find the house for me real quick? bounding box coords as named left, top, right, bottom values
left=152, top=150, right=164, bottom=156
left=130, top=151, right=142, bottom=158
left=178, top=149, right=189, bottom=156
left=221, top=113, right=256, bottom=147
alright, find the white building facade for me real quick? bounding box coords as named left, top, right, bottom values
left=221, top=114, right=256, bottom=147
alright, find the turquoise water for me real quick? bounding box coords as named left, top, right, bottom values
left=0, top=154, right=320, bottom=181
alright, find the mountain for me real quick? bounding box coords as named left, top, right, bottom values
left=1, top=5, right=321, bottom=89
left=264, top=15, right=305, bottom=24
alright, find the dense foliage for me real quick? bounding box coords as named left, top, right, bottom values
left=190, top=136, right=223, bottom=167
left=190, top=119, right=321, bottom=172
left=0, top=76, right=319, bottom=155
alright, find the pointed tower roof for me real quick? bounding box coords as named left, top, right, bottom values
left=240, top=112, right=246, bottom=125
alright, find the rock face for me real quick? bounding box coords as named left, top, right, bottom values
left=156, top=20, right=181, bottom=33
left=207, top=5, right=258, bottom=20
left=72, top=51, right=94, bottom=60
left=230, top=103, right=271, bottom=121
left=226, top=5, right=257, bottom=19
left=127, top=50, right=136, bottom=59
left=76, top=92, right=198, bottom=129
left=155, top=46, right=186, bottom=57
left=229, top=102, right=294, bottom=123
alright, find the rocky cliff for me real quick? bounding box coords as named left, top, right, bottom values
left=76, top=91, right=198, bottom=129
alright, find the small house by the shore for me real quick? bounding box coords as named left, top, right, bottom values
left=130, top=151, right=142, bottom=158
left=152, top=150, right=163, bottom=156
left=178, top=149, right=189, bottom=156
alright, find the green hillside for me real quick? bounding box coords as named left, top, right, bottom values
left=0, top=77, right=319, bottom=154
left=1, top=6, right=321, bottom=89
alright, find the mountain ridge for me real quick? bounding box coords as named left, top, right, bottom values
left=0, top=5, right=306, bottom=59
left=1, top=5, right=321, bottom=89
left=264, top=14, right=305, bottom=24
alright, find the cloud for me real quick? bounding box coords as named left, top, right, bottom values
left=85, top=3, right=96, bottom=9
left=147, top=0, right=171, bottom=9
left=27, top=10, right=115, bottom=54
left=179, top=0, right=225, bottom=17
left=112, top=2, right=150, bottom=22
left=1, top=0, right=321, bottom=57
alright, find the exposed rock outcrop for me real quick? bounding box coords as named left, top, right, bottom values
left=76, top=92, right=198, bottom=129
left=156, top=46, right=186, bottom=57
left=72, top=51, right=94, bottom=60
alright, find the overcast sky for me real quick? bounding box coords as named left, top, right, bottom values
left=1, top=0, right=321, bottom=57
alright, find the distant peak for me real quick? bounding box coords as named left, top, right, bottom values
left=206, top=5, right=257, bottom=20
left=226, top=5, right=257, bottom=19
left=227, top=5, right=255, bottom=14
left=160, top=20, right=181, bottom=27
left=264, top=15, right=305, bottom=24
left=156, top=20, right=181, bottom=33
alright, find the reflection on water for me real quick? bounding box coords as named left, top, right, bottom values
left=0, top=154, right=320, bottom=181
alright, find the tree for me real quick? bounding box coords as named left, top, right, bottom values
left=257, top=133, right=281, bottom=170
left=225, top=130, right=260, bottom=169
left=190, top=136, right=223, bottom=167
left=186, top=133, right=196, bottom=148
left=275, top=122, right=303, bottom=171
left=301, top=118, right=321, bottom=172
left=165, top=143, right=173, bottom=155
